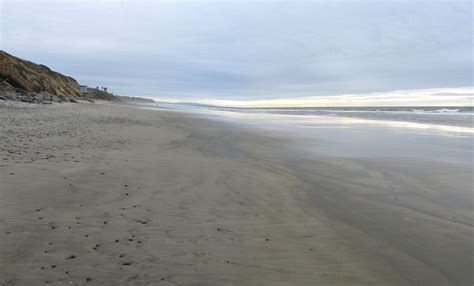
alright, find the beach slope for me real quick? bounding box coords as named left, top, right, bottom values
left=0, top=102, right=472, bottom=285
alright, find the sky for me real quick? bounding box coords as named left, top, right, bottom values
left=1, top=0, right=473, bottom=106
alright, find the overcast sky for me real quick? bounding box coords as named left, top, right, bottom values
left=1, top=0, right=472, bottom=104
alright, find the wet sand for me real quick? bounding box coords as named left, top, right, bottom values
left=0, top=101, right=472, bottom=285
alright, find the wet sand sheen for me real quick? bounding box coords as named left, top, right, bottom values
left=0, top=101, right=472, bottom=285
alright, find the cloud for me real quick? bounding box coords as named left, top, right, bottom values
left=153, top=87, right=474, bottom=108
left=1, top=0, right=472, bottom=102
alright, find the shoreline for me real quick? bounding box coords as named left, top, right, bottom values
left=1, top=101, right=472, bottom=285
left=150, top=103, right=474, bottom=134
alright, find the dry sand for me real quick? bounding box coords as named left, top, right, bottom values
left=0, top=101, right=472, bottom=285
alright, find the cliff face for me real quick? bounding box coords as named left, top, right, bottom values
left=0, top=50, right=80, bottom=97
left=83, top=88, right=118, bottom=101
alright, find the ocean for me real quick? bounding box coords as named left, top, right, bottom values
left=145, top=103, right=474, bottom=164
left=155, top=103, right=474, bottom=133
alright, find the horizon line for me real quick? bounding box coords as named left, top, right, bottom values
left=145, top=86, right=473, bottom=108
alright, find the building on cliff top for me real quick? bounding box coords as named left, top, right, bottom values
left=79, top=85, right=88, bottom=93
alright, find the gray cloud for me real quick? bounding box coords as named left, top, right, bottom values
left=1, top=0, right=472, bottom=100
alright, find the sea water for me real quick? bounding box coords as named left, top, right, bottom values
left=152, top=103, right=474, bottom=164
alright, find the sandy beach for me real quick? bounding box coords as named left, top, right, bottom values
left=0, top=101, right=472, bottom=286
